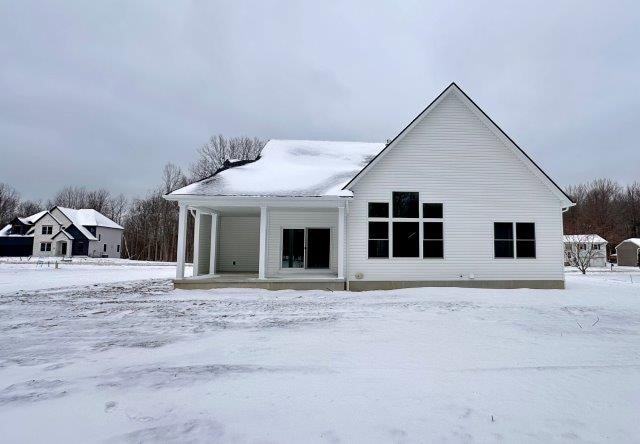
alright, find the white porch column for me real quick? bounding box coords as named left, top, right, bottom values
left=337, top=206, right=346, bottom=280
left=192, top=210, right=201, bottom=276
left=176, top=203, right=188, bottom=279
left=258, top=206, right=268, bottom=279
left=209, top=212, right=218, bottom=275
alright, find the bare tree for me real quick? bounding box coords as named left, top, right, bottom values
left=565, top=234, right=604, bottom=274
left=52, top=186, right=89, bottom=208
left=189, top=135, right=266, bottom=181
left=0, top=183, right=20, bottom=225
left=17, top=200, right=44, bottom=217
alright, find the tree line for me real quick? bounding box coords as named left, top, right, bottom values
left=563, top=178, right=640, bottom=254
left=0, top=135, right=265, bottom=261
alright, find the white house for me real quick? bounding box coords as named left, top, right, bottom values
left=0, top=206, right=123, bottom=258
left=164, top=83, right=575, bottom=290
left=615, top=238, right=640, bottom=267
left=563, top=234, right=608, bottom=267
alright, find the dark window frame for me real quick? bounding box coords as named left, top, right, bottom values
left=494, top=222, right=536, bottom=259
left=368, top=221, right=389, bottom=258
left=392, top=192, right=419, bottom=218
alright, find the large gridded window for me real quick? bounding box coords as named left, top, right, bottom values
left=41, top=225, right=52, bottom=235
left=368, top=222, right=389, bottom=258
left=368, top=194, right=445, bottom=259
left=368, top=202, right=389, bottom=218
left=393, top=222, right=419, bottom=257
left=392, top=192, right=419, bottom=218
left=494, top=222, right=536, bottom=258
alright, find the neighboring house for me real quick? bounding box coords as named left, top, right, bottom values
left=164, top=83, right=575, bottom=290
left=0, top=206, right=123, bottom=258
left=563, top=234, right=608, bottom=267
left=615, top=238, right=640, bottom=267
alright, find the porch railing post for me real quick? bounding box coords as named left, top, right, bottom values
left=259, top=206, right=268, bottom=279
left=176, top=203, right=188, bottom=279
left=338, top=205, right=345, bottom=280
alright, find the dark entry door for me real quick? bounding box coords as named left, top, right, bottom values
left=306, top=228, right=330, bottom=269
left=61, top=242, right=67, bottom=255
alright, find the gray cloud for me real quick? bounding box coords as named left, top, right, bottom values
left=1, top=0, right=638, bottom=200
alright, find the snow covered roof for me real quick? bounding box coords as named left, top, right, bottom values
left=563, top=234, right=607, bottom=244
left=17, top=211, right=47, bottom=225
left=616, top=238, right=640, bottom=248
left=0, top=224, right=12, bottom=236
left=169, top=139, right=386, bottom=197
left=57, top=207, right=123, bottom=230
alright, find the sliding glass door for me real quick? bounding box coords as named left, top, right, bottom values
left=281, top=228, right=330, bottom=269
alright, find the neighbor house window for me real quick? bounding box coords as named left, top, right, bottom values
left=494, top=222, right=536, bottom=258
left=40, top=242, right=51, bottom=252
left=98, top=233, right=101, bottom=241
left=41, top=225, right=52, bottom=235
left=117, top=244, right=120, bottom=253
left=392, top=192, right=419, bottom=218
left=103, top=243, right=107, bottom=252
left=368, top=222, right=389, bottom=258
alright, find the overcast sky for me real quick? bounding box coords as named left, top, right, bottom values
left=1, top=0, right=638, bottom=201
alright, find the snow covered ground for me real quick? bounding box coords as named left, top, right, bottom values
left=0, top=259, right=190, bottom=293
left=0, top=269, right=639, bottom=442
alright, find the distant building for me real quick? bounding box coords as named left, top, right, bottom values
left=0, top=206, right=123, bottom=258
left=563, top=234, right=608, bottom=267
left=615, top=238, right=640, bottom=267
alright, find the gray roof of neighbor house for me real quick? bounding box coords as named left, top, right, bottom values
left=169, top=139, right=386, bottom=198
left=0, top=207, right=123, bottom=240
left=616, top=238, right=640, bottom=248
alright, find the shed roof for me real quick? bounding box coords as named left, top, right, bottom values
left=616, top=238, right=640, bottom=248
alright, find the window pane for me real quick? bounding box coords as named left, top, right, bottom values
left=368, top=240, right=389, bottom=258
left=423, top=240, right=444, bottom=258
left=40, top=243, right=45, bottom=251
left=368, top=222, right=388, bottom=240
left=494, top=240, right=514, bottom=258
left=516, top=223, right=535, bottom=240
left=517, top=240, right=536, bottom=258
left=423, top=203, right=443, bottom=218
left=423, top=222, right=443, bottom=240
left=393, top=222, right=419, bottom=257
left=494, top=222, right=513, bottom=240
left=392, top=192, right=419, bottom=218
left=282, top=229, right=304, bottom=268
left=368, top=202, right=389, bottom=218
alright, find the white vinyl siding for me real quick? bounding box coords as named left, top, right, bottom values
left=197, top=214, right=212, bottom=275
left=347, top=92, right=565, bottom=282
left=266, top=209, right=338, bottom=277
left=216, top=216, right=259, bottom=272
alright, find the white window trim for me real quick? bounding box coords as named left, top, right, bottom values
left=492, top=221, right=537, bottom=260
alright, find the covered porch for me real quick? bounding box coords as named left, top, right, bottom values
left=173, top=197, right=347, bottom=290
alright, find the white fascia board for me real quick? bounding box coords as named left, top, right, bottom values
left=163, top=194, right=349, bottom=208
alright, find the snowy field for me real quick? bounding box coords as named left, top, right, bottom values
left=0, top=258, right=190, bottom=293
left=0, top=268, right=639, bottom=442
